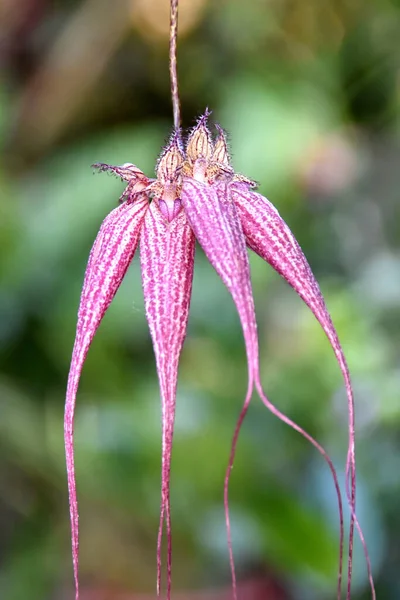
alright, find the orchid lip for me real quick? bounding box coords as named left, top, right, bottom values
left=158, top=198, right=182, bottom=221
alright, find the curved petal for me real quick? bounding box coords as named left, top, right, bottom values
left=232, top=185, right=376, bottom=598
left=65, top=196, right=148, bottom=600
left=181, top=179, right=344, bottom=600
left=140, top=203, right=195, bottom=599
left=232, top=186, right=348, bottom=380
left=182, top=180, right=258, bottom=362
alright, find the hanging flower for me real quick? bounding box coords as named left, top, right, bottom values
left=65, top=113, right=372, bottom=600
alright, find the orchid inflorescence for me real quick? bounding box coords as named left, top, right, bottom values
left=65, top=114, right=375, bottom=600
left=65, top=2, right=375, bottom=600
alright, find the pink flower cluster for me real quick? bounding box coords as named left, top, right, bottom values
left=65, top=113, right=369, bottom=600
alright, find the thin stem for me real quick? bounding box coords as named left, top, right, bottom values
left=346, top=433, right=356, bottom=599
left=254, top=376, right=344, bottom=600
left=224, top=378, right=254, bottom=600
left=169, top=0, right=181, bottom=130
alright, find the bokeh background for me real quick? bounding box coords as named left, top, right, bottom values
left=1, top=0, right=400, bottom=598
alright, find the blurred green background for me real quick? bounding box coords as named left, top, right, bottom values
left=0, top=0, right=399, bottom=599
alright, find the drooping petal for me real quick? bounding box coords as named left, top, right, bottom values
left=182, top=179, right=257, bottom=362
left=140, top=202, right=195, bottom=600
left=231, top=186, right=348, bottom=375
left=232, top=185, right=375, bottom=598
left=65, top=196, right=148, bottom=600
left=181, top=179, right=344, bottom=600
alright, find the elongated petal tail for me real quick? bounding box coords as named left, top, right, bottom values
left=232, top=184, right=375, bottom=598
left=65, top=197, right=148, bottom=600
left=140, top=203, right=195, bottom=599
left=181, top=179, right=346, bottom=600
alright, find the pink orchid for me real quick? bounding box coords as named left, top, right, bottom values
left=65, top=114, right=374, bottom=600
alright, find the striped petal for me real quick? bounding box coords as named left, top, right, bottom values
left=232, top=186, right=349, bottom=376
left=65, top=196, right=148, bottom=600
left=182, top=179, right=258, bottom=366
left=140, top=202, right=195, bottom=600
left=181, top=179, right=344, bottom=600
left=232, top=184, right=375, bottom=598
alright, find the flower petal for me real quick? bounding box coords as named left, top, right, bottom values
left=181, top=179, right=344, bottom=600
left=92, top=163, right=152, bottom=203
left=232, top=184, right=375, bottom=598
left=140, top=202, right=195, bottom=599
left=65, top=196, right=148, bottom=600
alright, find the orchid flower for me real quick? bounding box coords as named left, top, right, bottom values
left=65, top=114, right=374, bottom=600
left=65, top=1, right=375, bottom=598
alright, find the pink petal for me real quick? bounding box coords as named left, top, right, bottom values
left=140, top=202, right=195, bottom=599
left=232, top=184, right=375, bottom=598
left=181, top=179, right=344, bottom=600
left=65, top=196, right=148, bottom=600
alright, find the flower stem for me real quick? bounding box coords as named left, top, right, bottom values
left=169, top=0, right=181, bottom=130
